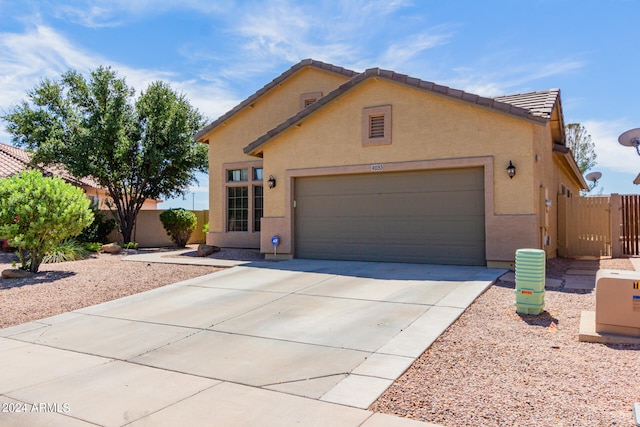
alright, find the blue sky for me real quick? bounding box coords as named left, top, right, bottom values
left=1, top=0, right=639, bottom=209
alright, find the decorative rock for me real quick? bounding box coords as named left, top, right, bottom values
left=2, top=269, right=33, bottom=279
left=197, top=244, right=220, bottom=257
left=101, top=243, right=122, bottom=254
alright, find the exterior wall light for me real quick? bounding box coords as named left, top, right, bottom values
left=267, top=175, right=276, bottom=189
left=507, top=161, right=516, bottom=179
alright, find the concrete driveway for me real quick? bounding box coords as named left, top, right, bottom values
left=0, top=259, right=505, bottom=426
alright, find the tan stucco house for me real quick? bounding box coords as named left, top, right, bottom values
left=196, top=59, right=586, bottom=268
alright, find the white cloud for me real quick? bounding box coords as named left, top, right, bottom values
left=377, top=30, right=453, bottom=71
left=232, top=1, right=354, bottom=69
left=0, top=24, right=237, bottom=139
left=50, top=0, right=231, bottom=28
left=446, top=57, right=586, bottom=97
left=219, top=0, right=436, bottom=78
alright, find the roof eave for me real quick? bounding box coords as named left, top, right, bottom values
left=195, top=59, right=358, bottom=143
left=243, top=68, right=550, bottom=155
left=553, top=143, right=588, bottom=189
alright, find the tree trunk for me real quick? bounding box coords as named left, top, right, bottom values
left=28, top=251, right=42, bottom=273
left=119, top=214, right=134, bottom=244
left=116, top=208, right=139, bottom=244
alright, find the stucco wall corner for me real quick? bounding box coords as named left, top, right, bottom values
left=486, top=214, right=539, bottom=262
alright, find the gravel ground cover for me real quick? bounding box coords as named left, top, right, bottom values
left=371, top=257, right=640, bottom=426
left=0, top=248, right=221, bottom=329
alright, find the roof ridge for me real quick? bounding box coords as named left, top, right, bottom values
left=493, top=88, right=559, bottom=98
left=359, top=67, right=542, bottom=121
left=493, top=89, right=560, bottom=119
left=243, top=66, right=553, bottom=155
left=195, top=59, right=358, bottom=141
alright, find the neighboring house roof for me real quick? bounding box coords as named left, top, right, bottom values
left=634, top=172, right=640, bottom=185
left=0, top=141, right=101, bottom=189
left=243, top=66, right=555, bottom=156
left=194, top=59, right=358, bottom=142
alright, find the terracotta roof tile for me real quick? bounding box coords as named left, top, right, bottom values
left=447, top=88, right=464, bottom=99
left=194, top=59, right=358, bottom=141
left=0, top=142, right=101, bottom=189
left=237, top=61, right=558, bottom=155
left=493, top=89, right=560, bottom=119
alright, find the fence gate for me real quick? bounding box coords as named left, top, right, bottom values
left=558, top=196, right=611, bottom=257
left=621, top=195, right=640, bottom=255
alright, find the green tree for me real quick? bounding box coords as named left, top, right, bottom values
left=3, top=66, right=207, bottom=243
left=0, top=170, right=94, bottom=273
left=565, top=123, right=597, bottom=174
left=159, top=208, right=197, bottom=248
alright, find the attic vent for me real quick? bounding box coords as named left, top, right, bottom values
left=362, top=105, right=392, bottom=147
left=299, top=91, right=323, bottom=111
left=369, top=115, right=385, bottom=138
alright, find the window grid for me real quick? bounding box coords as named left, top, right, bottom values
left=253, top=167, right=264, bottom=181
left=227, top=186, right=248, bottom=231
left=254, top=185, right=264, bottom=232
left=227, top=169, right=248, bottom=182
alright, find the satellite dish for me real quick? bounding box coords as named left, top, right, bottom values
left=585, top=171, right=602, bottom=183
left=618, top=128, right=640, bottom=155
left=584, top=171, right=602, bottom=192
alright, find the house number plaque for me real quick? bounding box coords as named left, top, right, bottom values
left=371, top=163, right=384, bottom=171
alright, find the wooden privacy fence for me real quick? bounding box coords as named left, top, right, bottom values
left=558, top=195, right=611, bottom=257
left=558, top=194, right=640, bottom=258
left=621, top=194, right=640, bottom=255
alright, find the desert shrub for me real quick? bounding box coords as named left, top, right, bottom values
left=83, top=242, right=102, bottom=252
left=77, top=208, right=117, bottom=243
left=0, top=170, right=94, bottom=272
left=159, top=208, right=197, bottom=248
left=121, top=241, right=138, bottom=250
left=43, top=239, right=89, bottom=263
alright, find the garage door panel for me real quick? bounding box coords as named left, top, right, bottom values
left=296, top=169, right=484, bottom=196
left=429, top=217, right=485, bottom=240
left=295, top=168, right=485, bottom=265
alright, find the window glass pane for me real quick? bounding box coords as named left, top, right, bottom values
left=254, top=185, right=263, bottom=232
left=253, top=167, right=264, bottom=181
left=227, top=169, right=248, bottom=182
left=227, top=186, right=248, bottom=231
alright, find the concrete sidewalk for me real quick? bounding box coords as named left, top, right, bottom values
left=122, top=247, right=251, bottom=268
left=1, top=256, right=505, bottom=426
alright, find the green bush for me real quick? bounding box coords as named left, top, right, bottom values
left=43, top=239, right=89, bottom=263
left=0, top=170, right=94, bottom=272
left=83, top=242, right=102, bottom=252
left=78, top=208, right=117, bottom=243
left=121, top=241, right=138, bottom=250
left=203, top=222, right=209, bottom=233
left=159, top=208, right=197, bottom=248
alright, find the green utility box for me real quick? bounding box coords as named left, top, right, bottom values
left=515, top=248, right=546, bottom=315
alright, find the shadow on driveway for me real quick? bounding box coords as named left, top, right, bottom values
left=241, top=258, right=498, bottom=282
